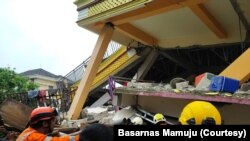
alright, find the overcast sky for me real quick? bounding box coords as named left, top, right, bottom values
left=0, top=0, right=98, bottom=76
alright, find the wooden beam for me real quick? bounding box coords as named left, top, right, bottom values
left=67, top=23, right=114, bottom=120
left=220, top=48, right=250, bottom=84
left=189, top=4, right=227, bottom=38
left=105, top=0, right=207, bottom=25
left=115, top=23, right=158, bottom=46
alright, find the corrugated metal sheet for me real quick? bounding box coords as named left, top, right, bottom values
left=91, top=48, right=139, bottom=90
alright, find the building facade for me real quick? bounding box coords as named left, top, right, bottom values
left=20, top=68, right=63, bottom=90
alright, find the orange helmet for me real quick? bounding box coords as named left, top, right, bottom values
left=29, top=107, right=58, bottom=125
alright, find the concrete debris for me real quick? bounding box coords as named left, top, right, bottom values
left=111, top=106, right=135, bottom=125
left=98, top=111, right=115, bottom=125
left=170, top=77, right=186, bottom=89
left=60, top=106, right=115, bottom=128
left=234, top=90, right=250, bottom=99
left=85, top=107, right=108, bottom=114
left=61, top=120, right=81, bottom=128
left=176, top=81, right=189, bottom=89
left=127, top=82, right=153, bottom=88
left=164, top=84, right=172, bottom=90
left=117, top=75, right=250, bottom=100
left=240, top=82, right=250, bottom=91
left=152, top=85, right=166, bottom=91
left=81, top=110, right=87, bottom=119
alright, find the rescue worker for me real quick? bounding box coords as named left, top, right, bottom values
left=131, top=117, right=143, bottom=125
left=178, top=101, right=222, bottom=125
left=153, top=113, right=167, bottom=125
left=16, top=107, right=79, bottom=141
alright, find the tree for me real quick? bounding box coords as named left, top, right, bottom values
left=0, top=67, right=39, bottom=94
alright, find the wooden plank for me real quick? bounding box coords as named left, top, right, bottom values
left=220, top=48, right=250, bottom=84
left=189, top=4, right=227, bottom=38
left=67, top=23, right=114, bottom=120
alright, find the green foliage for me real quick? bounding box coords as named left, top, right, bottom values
left=0, top=132, right=6, bottom=138
left=0, top=67, right=39, bottom=94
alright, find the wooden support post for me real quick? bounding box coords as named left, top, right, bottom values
left=67, top=23, right=114, bottom=119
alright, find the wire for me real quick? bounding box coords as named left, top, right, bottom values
left=238, top=9, right=245, bottom=52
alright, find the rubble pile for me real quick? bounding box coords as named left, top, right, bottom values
left=116, top=73, right=250, bottom=100
left=60, top=106, right=116, bottom=129
left=0, top=119, right=19, bottom=141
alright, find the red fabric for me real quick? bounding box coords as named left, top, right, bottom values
left=39, top=90, right=46, bottom=102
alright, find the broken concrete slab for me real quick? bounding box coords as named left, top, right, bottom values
left=90, top=93, right=110, bottom=107
left=85, top=106, right=108, bottom=114
left=170, top=77, right=186, bottom=89
left=176, top=81, right=189, bottom=89
left=111, top=106, right=135, bottom=125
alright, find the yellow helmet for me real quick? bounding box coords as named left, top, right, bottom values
left=153, top=113, right=166, bottom=124
left=179, top=101, right=221, bottom=125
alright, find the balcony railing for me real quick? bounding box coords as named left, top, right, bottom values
left=61, top=41, right=121, bottom=85
left=75, top=0, right=152, bottom=26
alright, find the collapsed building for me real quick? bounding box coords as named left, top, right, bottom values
left=66, top=0, right=250, bottom=125
left=1, top=1, right=250, bottom=134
